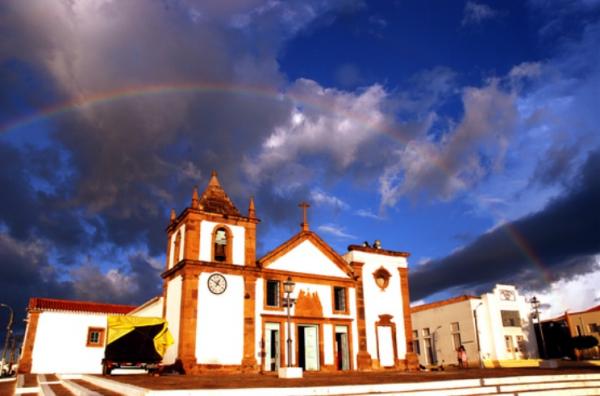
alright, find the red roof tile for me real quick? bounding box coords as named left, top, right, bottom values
left=28, top=297, right=136, bottom=314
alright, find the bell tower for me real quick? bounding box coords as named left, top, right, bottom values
left=161, top=170, right=260, bottom=373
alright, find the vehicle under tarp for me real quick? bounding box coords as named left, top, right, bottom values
left=103, top=316, right=173, bottom=374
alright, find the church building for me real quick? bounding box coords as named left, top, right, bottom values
left=19, top=172, right=418, bottom=374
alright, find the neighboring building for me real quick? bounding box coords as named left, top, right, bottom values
left=18, top=298, right=136, bottom=374
left=19, top=172, right=418, bottom=374
left=411, top=284, right=538, bottom=367
left=541, top=304, right=600, bottom=360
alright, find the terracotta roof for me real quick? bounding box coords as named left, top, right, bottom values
left=28, top=297, right=136, bottom=314
left=347, top=244, right=410, bottom=258
left=577, top=303, right=600, bottom=314
left=543, top=304, right=600, bottom=322
left=411, top=295, right=480, bottom=314
left=198, top=171, right=241, bottom=216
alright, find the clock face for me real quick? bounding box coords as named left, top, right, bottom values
left=207, top=273, right=227, bottom=295
left=500, top=289, right=516, bottom=301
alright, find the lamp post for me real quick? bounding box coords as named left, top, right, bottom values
left=0, top=303, right=14, bottom=376
left=283, top=277, right=296, bottom=368
left=473, top=302, right=483, bottom=368
left=530, top=296, right=547, bottom=359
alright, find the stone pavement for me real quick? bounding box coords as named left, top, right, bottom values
left=104, top=366, right=600, bottom=390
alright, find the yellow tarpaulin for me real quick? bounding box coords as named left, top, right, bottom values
left=107, top=316, right=174, bottom=357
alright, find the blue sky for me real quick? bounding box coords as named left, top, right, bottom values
left=1, top=0, right=599, bottom=329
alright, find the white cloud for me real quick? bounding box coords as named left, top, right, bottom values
left=379, top=79, right=518, bottom=206
left=410, top=299, right=426, bottom=307
left=418, top=257, right=432, bottom=266
left=509, top=62, right=542, bottom=81
left=354, top=208, right=383, bottom=220
left=462, top=1, right=500, bottom=26
left=523, top=259, right=600, bottom=320
left=317, top=223, right=356, bottom=239
left=244, top=78, right=390, bottom=183
left=310, top=188, right=349, bottom=210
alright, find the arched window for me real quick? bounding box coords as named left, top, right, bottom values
left=213, top=226, right=231, bottom=262
left=173, top=231, right=182, bottom=266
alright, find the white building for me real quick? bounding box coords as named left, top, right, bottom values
left=18, top=298, right=136, bottom=374
left=19, top=172, right=419, bottom=374
left=410, top=284, right=538, bottom=368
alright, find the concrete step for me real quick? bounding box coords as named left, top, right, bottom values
left=28, top=372, right=600, bottom=396
left=14, top=374, right=38, bottom=395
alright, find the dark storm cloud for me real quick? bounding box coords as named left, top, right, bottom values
left=410, top=148, right=600, bottom=301
left=0, top=0, right=355, bottom=256
left=0, top=231, right=163, bottom=339
left=0, top=233, right=73, bottom=338
left=0, top=0, right=362, bottom=322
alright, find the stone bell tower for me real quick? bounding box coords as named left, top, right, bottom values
left=161, top=171, right=260, bottom=373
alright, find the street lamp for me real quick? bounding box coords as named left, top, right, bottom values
left=473, top=302, right=483, bottom=368
left=0, top=303, right=14, bottom=376
left=530, top=296, right=547, bottom=359
left=283, top=277, right=296, bottom=368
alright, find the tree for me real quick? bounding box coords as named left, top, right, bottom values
left=569, top=336, right=599, bottom=360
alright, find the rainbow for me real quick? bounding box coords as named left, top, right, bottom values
left=0, top=81, right=394, bottom=138
left=0, top=81, right=556, bottom=292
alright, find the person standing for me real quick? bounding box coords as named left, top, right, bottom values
left=459, top=345, right=468, bottom=368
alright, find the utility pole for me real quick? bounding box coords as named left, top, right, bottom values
left=473, top=302, right=483, bottom=368
left=283, top=277, right=296, bottom=367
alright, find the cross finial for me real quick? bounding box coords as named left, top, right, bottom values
left=299, top=201, right=310, bottom=231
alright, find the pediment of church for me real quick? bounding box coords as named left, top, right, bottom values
left=258, top=231, right=353, bottom=278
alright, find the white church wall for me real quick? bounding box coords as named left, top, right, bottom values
left=257, top=278, right=355, bottom=369
left=199, top=220, right=245, bottom=265
left=163, top=275, right=182, bottom=364
left=323, top=324, right=333, bottom=365
left=168, top=223, right=186, bottom=269
left=196, top=272, right=244, bottom=364
left=267, top=240, right=349, bottom=278
left=345, top=250, right=408, bottom=363
left=31, top=312, right=108, bottom=374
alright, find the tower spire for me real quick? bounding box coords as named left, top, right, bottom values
left=191, top=185, right=199, bottom=209
left=248, top=196, right=256, bottom=219
left=299, top=201, right=310, bottom=231
left=208, top=170, right=221, bottom=187
left=170, top=208, right=177, bottom=224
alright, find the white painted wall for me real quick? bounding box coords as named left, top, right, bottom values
left=478, top=285, right=538, bottom=361
left=345, top=250, right=408, bottom=363
left=31, top=312, right=109, bottom=374
left=199, top=221, right=245, bottom=265
left=411, top=299, right=479, bottom=367
left=267, top=240, right=349, bottom=278
left=168, top=224, right=186, bottom=269
left=129, top=297, right=164, bottom=318
left=163, top=275, right=182, bottom=364
left=411, top=284, right=538, bottom=368
left=196, top=273, right=244, bottom=364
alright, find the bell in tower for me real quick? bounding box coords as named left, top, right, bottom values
left=214, top=227, right=228, bottom=262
